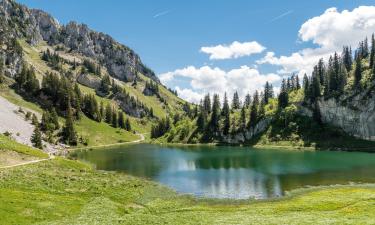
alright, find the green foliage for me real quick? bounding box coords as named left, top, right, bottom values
left=31, top=126, right=43, bottom=149
left=62, top=103, right=78, bottom=145
left=14, top=64, right=40, bottom=96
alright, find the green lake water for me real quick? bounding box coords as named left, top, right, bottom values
left=75, top=144, right=375, bottom=199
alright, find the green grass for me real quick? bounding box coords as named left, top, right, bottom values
left=1, top=156, right=375, bottom=224
left=0, top=135, right=48, bottom=158
left=75, top=115, right=139, bottom=147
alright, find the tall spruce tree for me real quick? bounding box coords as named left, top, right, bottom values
left=105, top=103, right=112, bottom=123
left=63, top=102, right=77, bottom=145
left=209, top=94, right=221, bottom=135
left=31, top=126, right=43, bottom=149
left=240, top=106, right=246, bottom=132
left=371, top=34, right=375, bottom=69
left=231, top=91, right=240, bottom=109
left=118, top=111, right=125, bottom=129
left=248, top=91, right=259, bottom=128
left=203, top=94, right=211, bottom=114
left=244, top=93, right=251, bottom=108
left=125, top=118, right=131, bottom=131
left=222, top=93, right=230, bottom=135
left=354, top=55, right=362, bottom=87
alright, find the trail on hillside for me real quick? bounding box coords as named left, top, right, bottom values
left=0, top=155, right=54, bottom=169
left=70, top=133, right=146, bottom=151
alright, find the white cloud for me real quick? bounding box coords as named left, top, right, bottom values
left=200, top=41, right=266, bottom=60
left=175, top=87, right=203, bottom=104
left=258, top=6, right=375, bottom=76
left=159, top=65, right=281, bottom=103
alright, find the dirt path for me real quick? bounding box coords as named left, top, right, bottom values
left=0, top=154, right=54, bottom=169
left=69, top=133, right=146, bottom=151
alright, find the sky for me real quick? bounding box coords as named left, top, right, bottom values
left=17, top=0, right=375, bottom=103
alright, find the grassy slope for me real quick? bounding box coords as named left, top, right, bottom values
left=0, top=134, right=48, bottom=158
left=16, top=39, right=188, bottom=145
left=3, top=40, right=147, bottom=146
left=1, top=156, right=375, bottom=224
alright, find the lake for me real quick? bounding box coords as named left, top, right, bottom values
left=75, top=144, right=375, bottom=199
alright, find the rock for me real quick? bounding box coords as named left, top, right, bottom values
left=77, top=73, right=101, bottom=90
left=222, top=118, right=271, bottom=144
left=317, top=94, right=375, bottom=141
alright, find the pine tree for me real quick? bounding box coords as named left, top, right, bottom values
left=118, top=111, right=125, bottom=129
left=105, top=103, right=112, bottom=123
left=231, top=91, right=240, bottom=109
left=222, top=93, right=230, bottom=135
left=248, top=91, right=259, bottom=128
left=112, top=108, right=118, bottom=128
left=31, top=126, right=43, bottom=149
left=62, top=102, right=77, bottom=145
left=354, top=55, right=362, bottom=87
left=31, top=113, right=39, bottom=126
left=278, top=90, right=289, bottom=109
left=125, top=118, right=132, bottom=131
left=203, top=94, right=211, bottom=113
left=371, top=34, right=375, bottom=69
left=244, top=94, right=251, bottom=108
left=342, top=46, right=353, bottom=72
left=240, top=106, right=246, bottom=132
left=209, top=94, right=221, bottom=135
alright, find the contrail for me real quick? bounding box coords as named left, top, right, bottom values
left=268, top=10, right=293, bottom=23
left=153, top=10, right=171, bottom=19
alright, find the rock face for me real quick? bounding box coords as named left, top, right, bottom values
left=77, top=73, right=101, bottom=90
left=222, top=118, right=271, bottom=144
left=317, top=93, right=375, bottom=141
left=0, top=0, right=159, bottom=83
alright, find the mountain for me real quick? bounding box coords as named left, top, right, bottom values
left=0, top=0, right=188, bottom=148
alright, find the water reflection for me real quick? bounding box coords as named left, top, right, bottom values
left=76, top=144, right=375, bottom=199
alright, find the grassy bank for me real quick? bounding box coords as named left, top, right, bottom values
left=1, top=154, right=375, bottom=224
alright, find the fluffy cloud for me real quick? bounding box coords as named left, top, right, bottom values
left=200, top=41, right=265, bottom=60
left=258, top=6, right=375, bottom=76
left=159, top=65, right=281, bottom=103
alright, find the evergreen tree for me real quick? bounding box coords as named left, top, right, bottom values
left=62, top=102, right=77, bottom=145
left=31, top=126, right=43, bottom=149
left=342, top=46, right=353, bottom=72
left=203, top=94, right=211, bottom=113
left=209, top=94, right=221, bottom=135
left=248, top=91, right=259, bottom=128
left=99, top=101, right=104, bottom=121
left=244, top=94, right=251, bottom=108
left=118, top=111, right=125, bottom=129
left=112, top=108, right=118, bottom=128
left=371, top=34, right=375, bottom=69
left=278, top=79, right=289, bottom=109
left=125, top=118, right=132, bottom=131
left=239, top=106, right=246, bottom=132
left=222, top=93, right=230, bottom=135
left=278, top=88, right=289, bottom=110
left=105, top=103, right=112, bottom=123
left=231, top=91, right=240, bottom=109
left=31, top=113, right=39, bottom=126
left=354, top=55, right=362, bottom=87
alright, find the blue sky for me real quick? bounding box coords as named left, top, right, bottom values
left=17, top=0, right=375, bottom=102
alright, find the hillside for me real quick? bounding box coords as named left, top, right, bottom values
left=155, top=36, right=375, bottom=151
left=0, top=0, right=189, bottom=149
